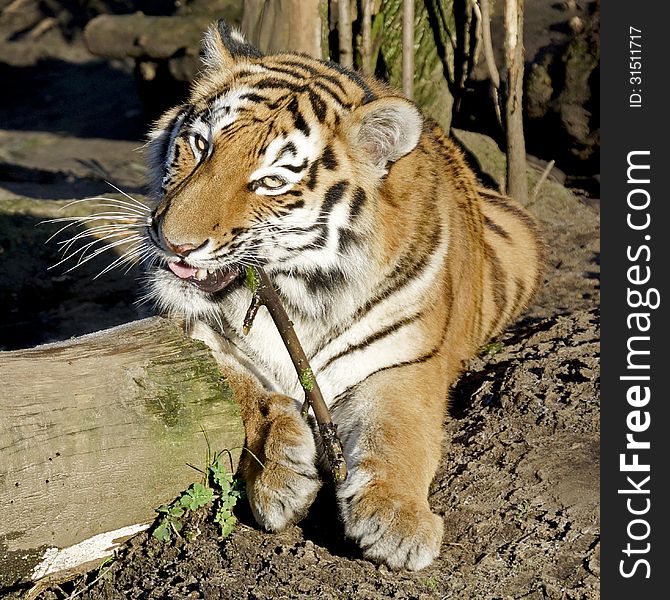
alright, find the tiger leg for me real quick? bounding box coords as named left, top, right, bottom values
left=190, top=323, right=321, bottom=531
left=334, top=358, right=447, bottom=570
left=239, top=391, right=321, bottom=531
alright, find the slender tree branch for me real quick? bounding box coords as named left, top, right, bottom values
left=361, top=0, right=373, bottom=75
left=402, top=0, right=415, bottom=99
left=338, top=0, right=354, bottom=68
left=243, top=267, right=348, bottom=483
left=503, top=0, right=529, bottom=204
left=475, top=0, right=503, bottom=129
left=530, top=159, right=555, bottom=204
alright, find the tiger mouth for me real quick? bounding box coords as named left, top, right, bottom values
left=166, top=260, right=241, bottom=293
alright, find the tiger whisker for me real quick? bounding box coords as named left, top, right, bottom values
left=63, top=235, right=144, bottom=273
left=95, top=240, right=147, bottom=278
left=50, top=233, right=142, bottom=272
left=56, top=223, right=145, bottom=247
left=58, top=229, right=141, bottom=260
left=104, top=181, right=152, bottom=210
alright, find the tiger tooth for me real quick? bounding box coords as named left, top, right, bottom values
left=194, top=268, right=208, bottom=281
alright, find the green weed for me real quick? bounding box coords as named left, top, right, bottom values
left=152, top=447, right=245, bottom=542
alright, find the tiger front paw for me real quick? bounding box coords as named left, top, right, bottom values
left=338, top=470, right=443, bottom=570
left=243, top=395, right=321, bottom=532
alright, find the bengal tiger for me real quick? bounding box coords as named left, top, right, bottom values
left=140, top=20, right=543, bottom=570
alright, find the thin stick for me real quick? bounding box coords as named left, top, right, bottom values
left=503, top=0, right=529, bottom=204
left=475, top=0, right=502, bottom=129
left=338, top=0, right=353, bottom=68
left=243, top=267, right=348, bottom=483
left=361, top=0, right=373, bottom=75
left=402, top=0, right=415, bottom=99
left=530, top=159, right=555, bottom=204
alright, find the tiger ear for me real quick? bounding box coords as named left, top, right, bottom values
left=349, top=97, right=423, bottom=170
left=201, top=19, right=262, bottom=70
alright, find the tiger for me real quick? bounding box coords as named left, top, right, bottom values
left=141, top=20, right=543, bottom=570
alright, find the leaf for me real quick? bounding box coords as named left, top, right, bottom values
left=152, top=522, right=171, bottom=541
left=219, top=515, right=237, bottom=538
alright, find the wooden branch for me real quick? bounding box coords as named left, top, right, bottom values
left=337, top=0, right=354, bottom=68
left=243, top=267, right=348, bottom=483
left=361, top=0, right=374, bottom=75
left=0, top=317, right=244, bottom=589
left=530, top=159, right=555, bottom=204
left=503, top=0, right=529, bottom=204
left=401, top=0, right=415, bottom=99
left=475, top=0, right=503, bottom=129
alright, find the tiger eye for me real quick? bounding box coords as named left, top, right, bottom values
left=261, top=175, right=286, bottom=189
left=194, top=134, right=209, bottom=154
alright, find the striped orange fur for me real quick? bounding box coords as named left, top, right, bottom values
left=142, top=20, right=543, bottom=570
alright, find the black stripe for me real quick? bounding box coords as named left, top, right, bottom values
left=238, top=92, right=267, bottom=103
left=261, top=62, right=349, bottom=105
left=321, top=313, right=422, bottom=371
left=157, top=111, right=183, bottom=165
left=305, top=160, right=320, bottom=190
left=274, top=58, right=350, bottom=95
left=277, top=158, right=308, bottom=173
left=482, top=241, right=508, bottom=340
left=283, top=200, right=305, bottom=210
left=310, top=180, right=349, bottom=249
left=338, top=228, right=359, bottom=254
left=338, top=317, right=449, bottom=399
left=512, top=276, right=527, bottom=314
left=277, top=141, right=297, bottom=160
left=312, top=222, right=441, bottom=357
left=350, top=187, right=366, bottom=221
left=322, top=180, right=349, bottom=214
left=483, top=215, right=510, bottom=239
left=308, top=90, right=327, bottom=122
left=323, top=60, right=377, bottom=103
left=321, top=145, right=338, bottom=170
left=252, top=77, right=303, bottom=93
left=287, top=97, right=311, bottom=137
left=304, top=267, right=347, bottom=295
left=482, top=193, right=537, bottom=231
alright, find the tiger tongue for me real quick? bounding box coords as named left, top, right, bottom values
left=168, top=260, right=198, bottom=279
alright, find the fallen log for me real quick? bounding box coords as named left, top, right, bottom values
left=0, top=317, right=244, bottom=590
left=84, top=14, right=213, bottom=62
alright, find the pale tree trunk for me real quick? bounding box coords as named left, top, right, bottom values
left=337, top=0, right=354, bottom=68
left=401, top=0, right=415, bottom=99
left=503, top=0, right=529, bottom=203
left=242, top=0, right=325, bottom=57
left=361, top=0, right=374, bottom=75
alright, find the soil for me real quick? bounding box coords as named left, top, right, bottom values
left=0, top=3, right=600, bottom=599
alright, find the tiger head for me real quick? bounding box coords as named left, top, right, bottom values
left=144, top=20, right=423, bottom=318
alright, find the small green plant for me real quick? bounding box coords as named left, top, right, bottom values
left=152, top=446, right=245, bottom=542
left=424, top=576, right=439, bottom=591
left=481, top=341, right=504, bottom=356
left=209, top=453, right=245, bottom=537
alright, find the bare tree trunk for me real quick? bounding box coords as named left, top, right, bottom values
left=402, top=0, right=415, bottom=99
left=503, top=0, right=528, bottom=203
left=242, top=0, right=324, bottom=57
left=361, top=0, right=373, bottom=75
left=337, top=0, right=353, bottom=67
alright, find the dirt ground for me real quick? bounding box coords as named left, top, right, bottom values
left=0, top=3, right=599, bottom=598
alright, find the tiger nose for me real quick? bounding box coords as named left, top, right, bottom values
left=151, top=217, right=203, bottom=257
left=164, top=238, right=199, bottom=257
